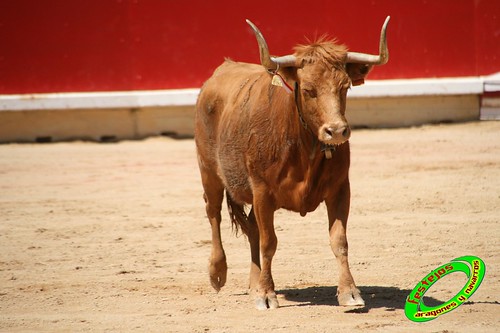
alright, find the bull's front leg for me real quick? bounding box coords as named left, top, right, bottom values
left=326, top=179, right=365, bottom=306
left=252, top=187, right=279, bottom=310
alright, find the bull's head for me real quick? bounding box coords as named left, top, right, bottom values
left=247, top=17, right=390, bottom=146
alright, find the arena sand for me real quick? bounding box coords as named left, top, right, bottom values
left=1, top=121, right=499, bottom=332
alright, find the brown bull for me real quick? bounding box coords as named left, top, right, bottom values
left=195, top=17, right=390, bottom=310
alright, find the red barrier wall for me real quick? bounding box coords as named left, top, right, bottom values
left=0, top=0, right=498, bottom=94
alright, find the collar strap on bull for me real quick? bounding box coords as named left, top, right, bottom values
left=293, top=82, right=308, bottom=131
left=293, top=82, right=336, bottom=159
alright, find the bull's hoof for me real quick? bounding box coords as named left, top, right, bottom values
left=209, top=260, right=227, bottom=292
left=255, top=292, right=279, bottom=310
left=338, top=288, right=365, bottom=306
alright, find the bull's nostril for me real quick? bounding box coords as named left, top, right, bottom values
left=325, top=128, right=334, bottom=138
left=342, top=127, right=351, bottom=138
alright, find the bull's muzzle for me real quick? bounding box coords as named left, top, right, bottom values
left=319, top=123, right=351, bottom=145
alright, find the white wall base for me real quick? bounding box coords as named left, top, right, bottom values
left=0, top=75, right=497, bottom=142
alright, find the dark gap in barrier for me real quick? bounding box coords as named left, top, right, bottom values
left=35, top=136, right=52, bottom=143
left=161, top=131, right=193, bottom=140
left=161, top=131, right=178, bottom=137
left=100, top=135, right=118, bottom=143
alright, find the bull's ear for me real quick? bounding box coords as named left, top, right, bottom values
left=346, top=63, right=373, bottom=86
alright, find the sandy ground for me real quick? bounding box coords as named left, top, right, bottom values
left=0, top=121, right=499, bottom=332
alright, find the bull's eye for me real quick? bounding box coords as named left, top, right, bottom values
left=302, top=87, right=317, bottom=98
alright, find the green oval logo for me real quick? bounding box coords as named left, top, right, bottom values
left=405, top=256, right=486, bottom=322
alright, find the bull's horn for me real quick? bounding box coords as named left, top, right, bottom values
left=246, top=19, right=297, bottom=70
left=346, top=16, right=390, bottom=65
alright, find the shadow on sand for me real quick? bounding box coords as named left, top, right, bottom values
left=278, top=285, right=445, bottom=312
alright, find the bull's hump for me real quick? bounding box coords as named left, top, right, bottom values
left=217, top=60, right=264, bottom=76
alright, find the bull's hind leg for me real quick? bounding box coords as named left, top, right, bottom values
left=247, top=208, right=261, bottom=291
left=200, top=169, right=227, bottom=292
left=226, top=197, right=261, bottom=291
left=252, top=188, right=279, bottom=310
left=326, top=180, right=365, bottom=306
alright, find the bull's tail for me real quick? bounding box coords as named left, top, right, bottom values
left=226, top=190, right=251, bottom=236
